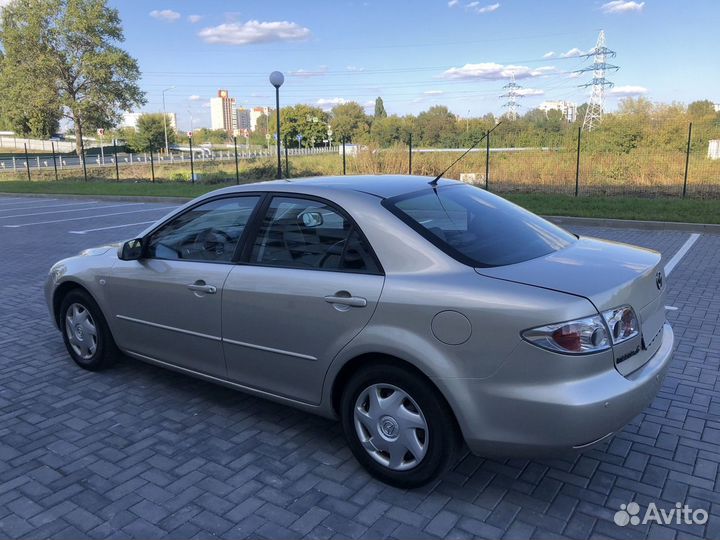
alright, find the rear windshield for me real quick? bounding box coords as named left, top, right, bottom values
left=383, top=184, right=575, bottom=267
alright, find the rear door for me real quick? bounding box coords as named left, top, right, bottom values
left=221, top=194, right=384, bottom=404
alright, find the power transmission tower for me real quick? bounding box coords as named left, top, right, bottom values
left=501, top=74, right=523, bottom=121
left=577, top=30, right=618, bottom=131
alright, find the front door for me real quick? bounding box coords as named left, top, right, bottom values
left=222, top=195, right=384, bottom=404
left=108, top=195, right=261, bottom=376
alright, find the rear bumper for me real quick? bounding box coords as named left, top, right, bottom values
left=440, top=322, right=674, bottom=457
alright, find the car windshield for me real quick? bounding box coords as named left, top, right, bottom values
left=384, top=184, right=576, bottom=267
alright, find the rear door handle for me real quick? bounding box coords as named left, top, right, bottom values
left=324, top=294, right=367, bottom=308
left=188, top=280, right=217, bottom=294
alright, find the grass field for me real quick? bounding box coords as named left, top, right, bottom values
left=2, top=150, right=719, bottom=223
left=1, top=178, right=719, bottom=224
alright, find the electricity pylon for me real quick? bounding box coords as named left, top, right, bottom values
left=501, top=74, right=523, bottom=121
left=577, top=30, right=619, bottom=131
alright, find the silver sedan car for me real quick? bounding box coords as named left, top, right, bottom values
left=46, top=176, right=674, bottom=487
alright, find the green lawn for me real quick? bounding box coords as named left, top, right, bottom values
left=1, top=180, right=718, bottom=224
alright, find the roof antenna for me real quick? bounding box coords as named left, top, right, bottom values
left=429, top=121, right=502, bottom=187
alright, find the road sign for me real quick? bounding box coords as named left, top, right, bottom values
left=233, top=129, right=239, bottom=137
left=187, top=131, right=193, bottom=138
left=97, top=128, right=105, bottom=137
left=296, top=134, right=303, bottom=141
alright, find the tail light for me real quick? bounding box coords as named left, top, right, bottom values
left=522, top=315, right=610, bottom=354
left=522, top=306, right=639, bottom=355
left=601, top=306, right=639, bottom=344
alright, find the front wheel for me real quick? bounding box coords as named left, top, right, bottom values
left=340, top=363, right=460, bottom=488
left=60, top=290, right=119, bottom=371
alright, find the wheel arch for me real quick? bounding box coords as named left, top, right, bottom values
left=330, top=352, right=459, bottom=429
left=52, top=281, right=95, bottom=328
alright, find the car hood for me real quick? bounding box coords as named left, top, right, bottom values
left=475, top=236, right=664, bottom=312
left=79, top=242, right=123, bottom=257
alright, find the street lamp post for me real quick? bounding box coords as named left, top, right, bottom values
left=269, top=71, right=284, bottom=179
left=162, top=86, right=175, bottom=155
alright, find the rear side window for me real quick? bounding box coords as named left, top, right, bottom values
left=249, top=196, right=380, bottom=274
left=384, top=184, right=575, bottom=267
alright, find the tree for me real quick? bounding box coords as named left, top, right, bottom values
left=415, top=106, right=459, bottom=147
left=330, top=102, right=370, bottom=142
left=374, top=97, right=387, bottom=119
left=0, top=0, right=145, bottom=159
left=131, top=113, right=175, bottom=153
left=269, top=104, right=328, bottom=147
left=0, top=51, right=61, bottom=137
left=687, top=100, right=716, bottom=119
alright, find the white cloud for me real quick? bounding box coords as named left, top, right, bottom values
left=188, top=14, right=203, bottom=24
left=609, top=85, right=648, bottom=97
left=317, top=98, right=347, bottom=110
left=346, top=65, right=365, bottom=72
left=290, top=67, right=328, bottom=78
left=467, top=2, right=500, bottom=13
left=188, top=95, right=201, bottom=101
left=516, top=88, right=544, bottom=96
left=448, top=0, right=459, bottom=6
left=149, top=9, right=181, bottom=22
left=441, top=62, right=556, bottom=80
left=198, top=20, right=311, bottom=46
left=601, top=0, right=645, bottom=13
left=560, top=47, right=585, bottom=58
left=423, top=90, right=445, bottom=95
left=543, top=51, right=556, bottom=58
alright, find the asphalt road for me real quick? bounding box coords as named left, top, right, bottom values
left=0, top=195, right=718, bottom=539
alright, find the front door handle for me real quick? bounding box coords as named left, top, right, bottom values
left=188, top=280, right=217, bottom=294
left=324, top=292, right=367, bottom=308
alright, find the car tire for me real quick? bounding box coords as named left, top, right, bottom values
left=60, top=289, right=119, bottom=371
left=340, top=363, right=460, bottom=488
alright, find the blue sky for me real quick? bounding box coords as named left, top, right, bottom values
left=115, top=0, right=720, bottom=131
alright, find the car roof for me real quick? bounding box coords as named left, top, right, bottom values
left=211, top=175, right=460, bottom=199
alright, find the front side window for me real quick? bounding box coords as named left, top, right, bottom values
left=146, top=196, right=260, bottom=262
left=384, top=184, right=575, bottom=267
left=249, top=196, right=380, bottom=273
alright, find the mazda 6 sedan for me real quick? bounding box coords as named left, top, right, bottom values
left=46, top=175, right=674, bottom=487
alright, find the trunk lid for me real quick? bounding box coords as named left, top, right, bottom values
left=477, top=236, right=667, bottom=375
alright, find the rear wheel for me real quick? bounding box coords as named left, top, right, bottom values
left=340, top=363, right=460, bottom=488
left=60, top=290, right=119, bottom=371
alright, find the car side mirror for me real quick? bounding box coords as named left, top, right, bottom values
left=118, top=238, right=144, bottom=261
left=300, top=211, right=324, bottom=228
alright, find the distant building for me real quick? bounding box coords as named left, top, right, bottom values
left=236, top=108, right=251, bottom=132
left=250, top=106, right=270, bottom=132
left=121, top=112, right=177, bottom=131
left=538, top=100, right=577, bottom=123
left=210, top=90, right=237, bottom=135
left=714, top=103, right=720, bottom=113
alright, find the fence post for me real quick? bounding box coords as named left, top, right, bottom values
left=51, top=141, right=59, bottom=181
left=113, top=139, right=120, bottom=182
left=284, top=137, right=289, bottom=178
left=682, top=122, right=692, bottom=198
left=575, top=126, right=581, bottom=197
left=485, top=131, right=490, bottom=190
left=24, top=143, right=31, bottom=181
left=233, top=136, right=240, bottom=185
left=408, top=133, right=412, bottom=175
left=149, top=150, right=155, bottom=183
left=188, top=136, right=195, bottom=183
left=342, top=138, right=347, bottom=175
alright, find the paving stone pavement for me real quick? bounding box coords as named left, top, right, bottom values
left=0, top=196, right=718, bottom=539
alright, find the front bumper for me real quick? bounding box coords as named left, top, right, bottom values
left=438, top=322, right=674, bottom=456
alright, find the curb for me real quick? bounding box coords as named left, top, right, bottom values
left=546, top=215, right=720, bottom=234
left=0, top=192, right=192, bottom=204
left=1, top=192, right=718, bottom=234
